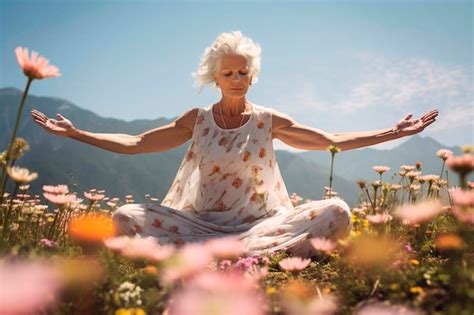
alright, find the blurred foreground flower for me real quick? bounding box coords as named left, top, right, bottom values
left=395, top=200, right=445, bottom=225
left=104, top=236, right=175, bottom=262
left=345, top=236, right=401, bottom=269
left=166, top=271, right=266, bottom=315
left=435, top=233, right=465, bottom=251
left=280, top=279, right=338, bottom=315
left=15, top=46, right=60, bottom=80
left=204, top=236, right=247, bottom=259
left=0, top=260, right=61, bottom=314
left=450, top=188, right=474, bottom=224
left=68, top=213, right=116, bottom=242
left=354, top=300, right=422, bottom=315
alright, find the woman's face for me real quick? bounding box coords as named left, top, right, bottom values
left=214, top=54, right=252, bottom=98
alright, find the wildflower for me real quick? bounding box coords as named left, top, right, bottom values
left=446, top=154, right=474, bottom=176
left=468, top=181, right=474, bottom=189
left=278, top=257, right=311, bottom=272
left=39, top=238, right=58, bottom=248
left=415, top=162, right=422, bottom=170
left=0, top=260, right=61, bottom=314
left=395, top=200, right=445, bottom=225
left=43, top=192, right=82, bottom=205
left=266, top=287, right=277, bottom=295
left=161, top=243, right=214, bottom=285
left=410, top=286, right=424, bottom=294
left=115, top=308, right=146, bottom=315
left=356, top=180, right=367, bottom=189
left=406, top=171, right=421, bottom=180
left=400, top=165, right=416, bottom=172
left=409, top=259, right=420, bottom=266
left=371, top=180, right=382, bottom=188
left=449, top=188, right=474, bottom=224
left=436, top=149, right=453, bottom=161
left=15, top=47, right=60, bottom=80
left=310, top=237, right=337, bottom=254
left=372, top=165, right=390, bottom=174
left=84, top=191, right=105, bottom=202
left=43, top=184, right=69, bottom=194
left=166, top=271, right=266, bottom=315
left=68, top=214, right=116, bottom=242
left=435, top=233, right=465, bottom=250
left=9, top=137, right=30, bottom=160
left=346, top=235, right=401, bottom=269
left=104, top=236, right=175, bottom=262
left=461, top=144, right=474, bottom=154
left=366, top=213, right=392, bottom=224
left=390, top=184, right=402, bottom=191
left=143, top=265, right=158, bottom=275
left=326, top=145, right=341, bottom=154
left=204, top=236, right=247, bottom=259
left=409, top=184, right=421, bottom=191
left=244, top=265, right=268, bottom=281
left=116, top=281, right=144, bottom=307
left=6, top=166, right=38, bottom=183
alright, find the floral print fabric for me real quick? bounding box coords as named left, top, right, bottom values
left=112, top=103, right=352, bottom=257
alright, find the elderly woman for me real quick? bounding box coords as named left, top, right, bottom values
left=30, top=31, right=438, bottom=258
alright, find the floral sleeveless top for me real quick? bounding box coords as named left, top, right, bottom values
left=161, top=103, right=294, bottom=226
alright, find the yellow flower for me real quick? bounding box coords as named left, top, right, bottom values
left=410, top=286, right=424, bottom=294
left=326, top=145, right=341, bottom=154
left=68, top=213, right=116, bottom=242
left=362, top=219, right=369, bottom=229
left=323, top=287, right=331, bottom=294
left=461, top=144, right=474, bottom=154
left=389, top=283, right=400, bottom=290
left=114, top=308, right=146, bottom=315
left=410, top=259, right=420, bottom=266
left=266, top=287, right=277, bottom=295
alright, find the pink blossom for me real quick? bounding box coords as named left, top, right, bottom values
left=204, top=236, right=247, bottom=259
left=244, top=266, right=268, bottom=281
left=310, top=237, right=337, bottom=254
left=0, top=260, right=61, bottom=314
left=446, top=154, right=474, bottom=175
left=372, top=165, right=390, bottom=174
left=436, top=149, right=453, bottom=161
left=104, top=236, right=175, bottom=262
left=282, top=293, right=339, bottom=315
left=278, top=257, right=311, bottom=272
left=43, top=193, right=82, bottom=205
left=161, top=243, right=214, bottom=285
left=366, top=213, right=393, bottom=224
left=43, top=185, right=69, bottom=194
left=450, top=188, right=474, bottom=207
left=39, top=238, right=58, bottom=248
left=84, top=191, right=105, bottom=202
left=167, top=271, right=266, bottom=315
left=395, top=200, right=445, bottom=225
left=15, top=47, right=60, bottom=80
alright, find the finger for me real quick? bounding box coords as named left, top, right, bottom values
left=422, top=118, right=436, bottom=127
left=56, top=114, right=63, bottom=120
left=404, top=114, right=413, bottom=120
left=31, top=110, right=48, bottom=121
left=33, top=118, right=48, bottom=129
left=31, top=112, right=46, bottom=123
left=422, top=112, right=438, bottom=122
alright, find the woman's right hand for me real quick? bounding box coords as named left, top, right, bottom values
left=30, top=109, right=77, bottom=137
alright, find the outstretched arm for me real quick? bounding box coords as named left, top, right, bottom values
left=272, top=109, right=438, bottom=151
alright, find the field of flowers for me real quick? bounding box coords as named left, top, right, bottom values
left=1, top=47, right=473, bottom=315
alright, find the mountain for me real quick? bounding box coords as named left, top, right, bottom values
left=0, top=87, right=359, bottom=205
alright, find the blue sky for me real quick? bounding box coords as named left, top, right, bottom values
left=1, top=0, right=472, bottom=151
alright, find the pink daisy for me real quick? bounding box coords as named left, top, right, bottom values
left=15, top=47, right=60, bottom=80
left=278, top=257, right=311, bottom=272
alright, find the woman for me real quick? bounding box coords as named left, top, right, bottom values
left=30, top=31, right=438, bottom=258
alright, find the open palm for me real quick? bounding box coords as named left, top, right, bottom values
left=395, top=109, right=439, bottom=135
left=30, top=109, right=76, bottom=137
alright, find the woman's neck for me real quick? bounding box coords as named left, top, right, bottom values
left=217, top=96, right=250, bottom=118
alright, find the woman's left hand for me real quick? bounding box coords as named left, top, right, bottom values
left=394, top=109, right=439, bottom=135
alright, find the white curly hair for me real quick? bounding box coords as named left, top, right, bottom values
left=192, top=30, right=262, bottom=91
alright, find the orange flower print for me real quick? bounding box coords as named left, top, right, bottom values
left=243, top=151, right=251, bottom=162
left=310, top=210, right=318, bottom=220
left=218, top=136, right=228, bottom=146
left=243, top=215, right=256, bottom=223
left=274, top=181, right=281, bottom=191
left=250, top=193, right=258, bottom=202
left=209, top=165, right=221, bottom=176
left=169, top=225, right=179, bottom=233
left=251, top=165, right=263, bottom=176
left=185, top=150, right=195, bottom=162
left=259, top=147, right=266, bottom=158
left=217, top=201, right=227, bottom=211
left=202, top=127, right=210, bottom=136
left=232, top=177, right=243, bottom=188
left=257, top=119, right=265, bottom=129
left=196, top=114, right=204, bottom=125
left=152, top=218, right=162, bottom=228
